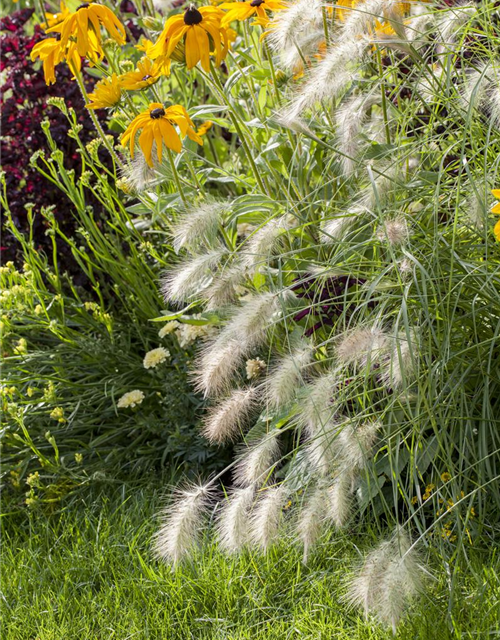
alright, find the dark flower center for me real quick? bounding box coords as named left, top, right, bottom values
left=250, top=0, right=265, bottom=6
left=184, top=5, right=203, bottom=25
left=150, top=107, right=165, bottom=119
left=142, top=75, right=152, bottom=81
left=77, top=3, right=90, bottom=10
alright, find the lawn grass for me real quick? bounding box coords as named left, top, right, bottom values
left=2, top=484, right=499, bottom=640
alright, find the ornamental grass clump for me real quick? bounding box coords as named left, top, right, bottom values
left=9, top=0, right=500, bottom=633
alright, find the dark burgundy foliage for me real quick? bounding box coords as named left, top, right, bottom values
left=0, top=9, right=111, bottom=279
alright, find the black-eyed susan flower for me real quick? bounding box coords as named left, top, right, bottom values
left=148, top=4, right=229, bottom=72
left=46, top=1, right=126, bottom=63
left=30, top=37, right=81, bottom=85
left=491, top=189, right=500, bottom=241
left=121, top=103, right=203, bottom=166
left=86, top=73, right=122, bottom=109
left=118, top=57, right=170, bottom=91
left=220, top=0, right=286, bottom=28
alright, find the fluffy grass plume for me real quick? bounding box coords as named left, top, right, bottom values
left=172, top=200, right=228, bottom=253
left=153, top=482, right=214, bottom=566
left=346, top=529, right=425, bottom=634
left=265, top=342, right=313, bottom=409
left=217, top=486, right=255, bottom=554
left=251, top=485, right=288, bottom=551
left=202, top=387, right=258, bottom=444
left=233, top=429, right=281, bottom=486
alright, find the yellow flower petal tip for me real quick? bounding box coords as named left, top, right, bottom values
left=219, top=0, right=286, bottom=28
left=494, top=218, right=500, bottom=242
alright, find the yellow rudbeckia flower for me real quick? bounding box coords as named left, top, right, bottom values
left=118, top=57, right=171, bottom=91
left=30, top=37, right=81, bottom=85
left=46, top=1, right=126, bottom=63
left=491, top=189, right=500, bottom=241
left=121, top=103, right=203, bottom=166
left=86, top=73, right=122, bottom=109
left=148, top=4, right=229, bottom=72
left=220, top=0, right=286, bottom=28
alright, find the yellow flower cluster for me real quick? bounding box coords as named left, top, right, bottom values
left=31, top=1, right=126, bottom=85
left=30, top=2, right=293, bottom=172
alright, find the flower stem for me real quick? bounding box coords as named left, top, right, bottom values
left=167, top=147, right=188, bottom=208
left=207, top=63, right=269, bottom=195
left=74, top=70, right=125, bottom=170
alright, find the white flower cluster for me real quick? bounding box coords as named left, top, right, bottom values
left=143, top=347, right=170, bottom=369
left=117, top=389, right=145, bottom=409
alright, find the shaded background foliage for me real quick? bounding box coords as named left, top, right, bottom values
left=1, top=7, right=111, bottom=280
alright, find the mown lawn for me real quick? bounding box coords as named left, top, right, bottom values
left=2, top=483, right=499, bottom=640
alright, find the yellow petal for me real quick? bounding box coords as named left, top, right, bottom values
left=139, top=126, right=155, bottom=166
left=494, top=218, right=500, bottom=242
left=185, top=27, right=201, bottom=69
left=153, top=121, right=164, bottom=163
left=159, top=119, right=182, bottom=154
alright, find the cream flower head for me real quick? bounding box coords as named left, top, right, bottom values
left=143, top=347, right=170, bottom=369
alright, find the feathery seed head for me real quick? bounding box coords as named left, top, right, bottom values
left=460, top=61, right=492, bottom=115
left=203, top=263, right=247, bottom=310
left=266, top=0, right=323, bottom=54
left=121, top=153, right=155, bottom=192
left=153, top=481, right=214, bottom=566
left=376, top=216, right=409, bottom=246
left=306, top=418, right=342, bottom=476
left=281, top=38, right=368, bottom=124
left=266, top=342, right=313, bottom=408
left=202, top=387, right=258, bottom=444
left=336, top=93, right=379, bottom=177
left=251, top=485, right=288, bottom=551
left=217, top=486, right=255, bottom=554
left=380, top=329, right=418, bottom=390
left=300, top=370, right=339, bottom=433
left=221, top=291, right=294, bottom=350
left=347, top=528, right=425, bottom=633
left=233, top=429, right=281, bottom=486
left=326, top=475, right=352, bottom=528
left=336, top=325, right=388, bottom=368
left=297, top=483, right=328, bottom=564
left=172, top=201, right=228, bottom=253
left=342, top=0, right=404, bottom=41
left=161, top=249, right=227, bottom=305
left=337, top=419, right=381, bottom=471
left=435, top=3, right=476, bottom=55
left=242, top=216, right=289, bottom=272
left=195, top=335, right=246, bottom=397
